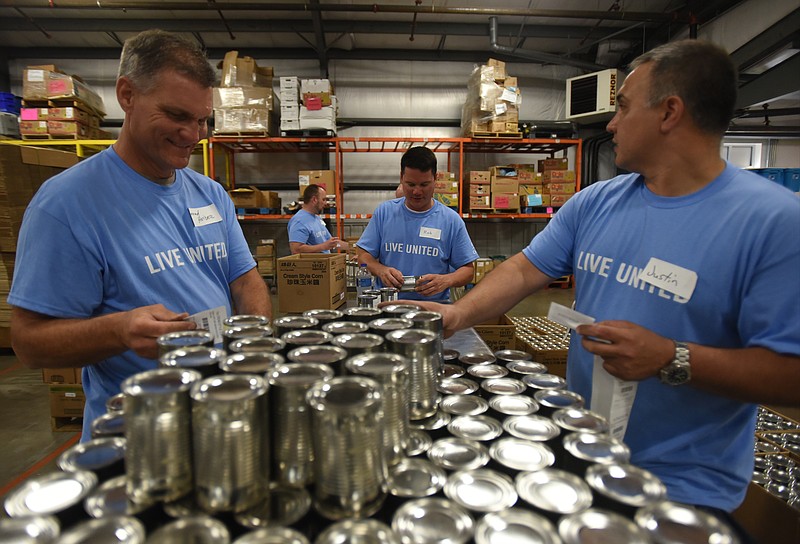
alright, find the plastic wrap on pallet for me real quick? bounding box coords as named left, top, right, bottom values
left=462, top=63, right=523, bottom=135
left=213, top=108, right=272, bottom=134
left=212, top=87, right=274, bottom=110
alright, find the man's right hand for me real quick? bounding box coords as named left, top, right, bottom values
left=376, top=266, right=405, bottom=289
left=324, top=237, right=343, bottom=251
left=120, top=304, right=196, bottom=360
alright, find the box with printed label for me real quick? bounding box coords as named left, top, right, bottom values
left=469, top=195, right=491, bottom=209
left=474, top=314, right=515, bottom=351
left=49, top=385, right=85, bottom=418
left=519, top=184, right=542, bottom=196
left=19, top=120, right=49, bottom=135
left=543, top=170, right=576, bottom=182
left=550, top=194, right=573, bottom=206
left=521, top=194, right=544, bottom=207
left=538, top=158, right=569, bottom=172
left=20, top=108, right=49, bottom=121
left=228, top=186, right=262, bottom=208
left=42, top=368, right=79, bottom=384
left=491, top=193, right=520, bottom=210
left=277, top=253, right=347, bottom=313
left=469, top=184, right=491, bottom=196
left=434, top=193, right=458, bottom=207
left=47, top=120, right=90, bottom=138
left=469, top=171, right=491, bottom=183
left=436, top=171, right=456, bottom=181
left=472, top=258, right=495, bottom=284
left=434, top=180, right=459, bottom=193
left=298, top=170, right=335, bottom=195
left=543, top=182, right=576, bottom=195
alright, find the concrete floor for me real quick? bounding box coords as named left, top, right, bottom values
left=0, top=287, right=575, bottom=505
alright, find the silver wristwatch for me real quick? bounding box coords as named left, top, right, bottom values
left=659, top=341, right=691, bottom=386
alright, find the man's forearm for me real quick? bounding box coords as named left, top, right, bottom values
left=230, top=268, right=272, bottom=318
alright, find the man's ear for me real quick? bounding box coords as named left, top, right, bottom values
left=660, top=95, right=685, bottom=133
left=116, top=76, right=135, bottom=113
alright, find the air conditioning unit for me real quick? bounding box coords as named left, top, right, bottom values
left=565, top=69, right=622, bottom=124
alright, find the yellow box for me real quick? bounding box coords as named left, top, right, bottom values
left=434, top=193, right=458, bottom=207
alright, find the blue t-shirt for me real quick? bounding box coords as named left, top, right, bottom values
left=8, top=147, right=256, bottom=441
left=357, top=199, right=478, bottom=302
left=523, top=162, right=800, bottom=511
left=287, top=209, right=332, bottom=253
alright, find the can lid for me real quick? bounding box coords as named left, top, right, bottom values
left=405, top=430, right=433, bottom=457
left=273, top=315, right=319, bottom=329
left=280, top=329, right=333, bottom=346
left=443, top=349, right=460, bottom=361
left=533, top=389, right=585, bottom=410
left=302, top=309, right=344, bottom=321
left=84, top=476, right=146, bottom=518
left=552, top=408, right=609, bottom=434
left=428, top=437, right=490, bottom=471
left=634, top=501, right=739, bottom=543
left=221, top=352, right=285, bottom=375
left=559, top=508, right=649, bottom=544
left=515, top=469, right=593, bottom=515
left=317, top=519, right=399, bottom=544
left=234, top=527, right=310, bottom=544
left=459, top=352, right=497, bottom=366
left=443, top=363, right=465, bottom=378
left=476, top=509, right=560, bottom=544
left=523, top=373, right=566, bottom=390
left=441, top=394, right=489, bottom=416
left=467, top=364, right=508, bottom=379
left=437, top=377, right=480, bottom=395
left=410, top=410, right=451, bottom=432
left=386, top=329, right=437, bottom=344
left=0, top=515, right=60, bottom=542
left=269, top=363, right=335, bottom=388
left=229, top=336, right=286, bottom=354
left=157, top=329, right=214, bottom=347
left=147, top=516, right=230, bottom=542
left=57, top=437, right=126, bottom=473
left=585, top=464, right=667, bottom=507
left=332, top=333, right=385, bottom=351
left=563, top=432, right=631, bottom=465
left=343, top=307, right=382, bottom=320
left=105, top=393, right=125, bottom=414
left=493, top=350, right=533, bottom=363
left=368, top=317, right=413, bottom=332
left=489, top=438, right=555, bottom=472
left=58, top=516, right=145, bottom=544
left=307, top=376, right=382, bottom=413
left=235, top=482, right=311, bottom=529
left=122, top=367, right=202, bottom=396
left=160, top=346, right=226, bottom=370
left=401, top=310, right=443, bottom=325
left=387, top=458, right=447, bottom=498
left=444, top=469, right=518, bottom=513
left=381, top=303, right=422, bottom=316
left=90, top=412, right=126, bottom=438
left=505, top=361, right=548, bottom=375
left=488, top=395, right=539, bottom=416
left=346, top=352, right=409, bottom=376
left=224, top=325, right=273, bottom=340
left=502, top=415, right=560, bottom=441
left=391, top=498, right=474, bottom=544
left=480, top=377, right=527, bottom=396
left=287, top=345, right=348, bottom=365
left=224, top=314, right=270, bottom=328
left=322, top=321, right=369, bottom=335
left=5, top=470, right=98, bottom=517
left=448, top=415, right=503, bottom=441
left=191, top=373, right=269, bottom=403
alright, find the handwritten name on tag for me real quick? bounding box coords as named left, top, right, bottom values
left=419, top=227, right=442, bottom=240
left=189, top=204, right=222, bottom=228
left=638, top=257, right=697, bottom=301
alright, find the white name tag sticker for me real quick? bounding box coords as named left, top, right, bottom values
left=419, top=227, right=442, bottom=240
left=189, top=204, right=222, bottom=227
left=638, top=257, right=697, bottom=301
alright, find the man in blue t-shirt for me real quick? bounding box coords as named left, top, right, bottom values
left=356, top=147, right=478, bottom=303
left=411, top=39, right=800, bottom=517
left=288, top=184, right=348, bottom=254
left=8, top=30, right=271, bottom=440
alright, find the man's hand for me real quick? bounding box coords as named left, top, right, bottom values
left=324, top=237, right=343, bottom=251
left=376, top=265, right=404, bottom=289
left=576, top=320, right=674, bottom=381
left=119, top=304, right=197, bottom=360
left=415, top=274, right=449, bottom=297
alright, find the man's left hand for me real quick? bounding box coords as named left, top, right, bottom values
left=576, top=320, right=674, bottom=381
left=415, top=274, right=449, bottom=297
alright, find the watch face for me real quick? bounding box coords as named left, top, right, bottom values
left=666, top=366, right=690, bottom=385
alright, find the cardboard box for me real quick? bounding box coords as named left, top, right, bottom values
left=472, top=258, right=494, bottom=283
left=492, top=193, right=520, bottom=210
left=434, top=180, right=458, bottom=193
left=219, top=51, right=274, bottom=87
left=300, top=79, right=331, bottom=94
left=19, top=120, right=49, bottom=135
left=46, top=72, right=106, bottom=116
left=474, top=314, right=515, bottom=352
left=277, top=253, right=347, bottom=313
left=47, top=120, right=90, bottom=138
left=469, top=184, right=491, bottom=196
left=213, top=87, right=273, bottom=110
left=542, top=169, right=576, bottom=182
left=434, top=193, right=458, bottom=207
left=214, top=108, right=273, bottom=134
left=469, top=195, right=491, bottom=209
left=521, top=194, right=544, bottom=207
left=469, top=171, right=491, bottom=183
left=228, top=186, right=263, bottom=208
left=519, top=184, right=542, bottom=196
left=260, top=191, right=281, bottom=209
left=538, top=158, right=569, bottom=172
left=49, top=385, right=85, bottom=418
left=42, top=368, right=79, bottom=384
left=550, top=194, right=573, bottom=206
left=302, top=92, right=332, bottom=107
left=436, top=171, right=456, bottom=181
left=255, top=240, right=275, bottom=257
left=543, top=182, right=576, bottom=195
left=733, top=481, right=800, bottom=544
left=486, top=58, right=506, bottom=81
left=20, top=108, right=49, bottom=121
left=491, top=178, right=519, bottom=194
left=298, top=170, right=335, bottom=195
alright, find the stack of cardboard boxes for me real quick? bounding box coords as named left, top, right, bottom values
left=279, top=76, right=301, bottom=133
left=433, top=171, right=459, bottom=209
left=19, top=64, right=107, bottom=140
left=213, top=51, right=275, bottom=135
left=539, top=158, right=577, bottom=207
left=461, top=58, right=522, bottom=137
left=43, top=368, right=85, bottom=431
left=299, top=79, right=337, bottom=134
left=467, top=160, right=575, bottom=213
left=254, top=239, right=277, bottom=281
left=468, top=170, right=492, bottom=211
left=227, top=185, right=281, bottom=212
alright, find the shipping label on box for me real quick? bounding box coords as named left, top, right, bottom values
left=278, top=253, right=347, bottom=313
left=538, top=158, right=569, bottom=172
left=474, top=314, right=515, bottom=351
left=492, top=193, right=520, bottom=210
left=469, top=171, right=491, bottom=183
left=521, top=194, right=543, bottom=207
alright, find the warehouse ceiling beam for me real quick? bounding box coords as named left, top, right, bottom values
left=730, top=8, right=800, bottom=73
left=12, top=7, right=50, bottom=39
left=736, top=53, right=800, bottom=111
left=309, top=0, right=330, bottom=77
left=207, top=0, right=236, bottom=41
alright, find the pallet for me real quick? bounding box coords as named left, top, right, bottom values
left=51, top=416, right=83, bottom=432
left=212, top=130, right=271, bottom=138
left=20, top=133, right=89, bottom=140
left=467, top=131, right=523, bottom=139
left=22, top=98, right=103, bottom=119
left=279, top=129, right=336, bottom=138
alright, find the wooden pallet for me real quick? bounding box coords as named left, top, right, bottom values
left=21, top=133, right=89, bottom=140
left=467, top=131, right=523, bottom=139
left=212, top=130, right=271, bottom=137
left=51, top=416, right=83, bottom=432
left=22, top=98, right=104, bottom=119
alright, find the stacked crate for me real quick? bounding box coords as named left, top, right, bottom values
left=461, top=58, right=522, bottom=137
left=254, top=239, right=277, bottom=283
left=467, top=170, right=492, bottom=212
left=299, top=79, right=337, bottom=134
left=539, top=158, right=577, bottom=207
left=213, top=51, right=275, bottom=135
left=43, top=368, right=85, bottom=431
left=279, top=76, right=300, bottom=133
left=19, top=65, right=107, bottom=140
left=433, top=171, right=459, bottom=210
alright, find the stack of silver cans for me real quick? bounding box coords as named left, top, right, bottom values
left=754, top=406, right=800, bottom=509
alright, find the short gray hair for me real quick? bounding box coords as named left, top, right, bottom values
left=117, top=29, right=216, bottom=93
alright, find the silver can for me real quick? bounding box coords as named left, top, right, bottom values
left=459, top=351, right=497, bottom=366
left=533, top=389, right=585, bottom=418
left=303, top=309, right=345, bottom=326
left=489, top=437, right=555, bottom=472
left=381, top=303, right=423, bottom=318
left=281, top=329, right=334, bottom=352
left=0, top=516, right=60, bottom=542
left=236, top=527, right=310, bottom=544
left=385, top=328, right=440, bottom=420
left=358, top=294, right=379, bottom=309
left=343, top=307, right=383, bottom=323
left=223, top=325, right=273, bottom=351
left=403, top=310, right=445, bottom=375
left=224, top=314, right=270, bottom=330
left=515, top=468, right=593, bottom=518
left=147, top=516, right=230, bottom=544
left=57, top=437, right=126, bottom=483
left=220, top=352, right=285, bottom=376
left=427, top=437, right=490, bottom=471
left=190, top=374, right=270, bottom=513
left=392, top=498, right=474, bottom=544
left=122, top=368, right=200, bottom=505
left=316, top=519, right=399, bottom=544
left=156, top=330, right=214, bottom=358
left=368, top=317, right=414, bottom=338
left=331, top=332, right=385, bottom=358
left=477, top=509, right=560, bottom=544
left=399, top=276, right=421, bottom=292
left=560, top=508, right=649, bottom=544
left=268, top=363, right=335, bottom=487
left=552, top=407, right=609, bottom=434
left=307, top=376, right=387, bottom=520
left=380, top=287, right=400, bottom=303
left=448, top=415, right=503, bottom=442
left=90, top=411, right=126, bottom=439
left=84, top=475, right=149, bottom=519
left=634, top=501, right=740, bottom=544
left=493, top=349, right=533, bottom=364
left=4, top=470, right=97, bottom=524
left=585, top=463, right=667, bottom=516
left=322, top=320, right=370, bottom=335
left=159, top=346, right=226, bottom=379
left=105, top=393, right=125, bottom=414
left=235, top=482, right=311, bottom=530
left=561, top=431, right=631, bottom=474
left=273, top=315, right=320, bottom=337
left=229, top=336, right=286, bottom=354
left=387, top=458, right=447, bottom=499
left=444, top=469, right=518, bottom=513
left=287, top=345, right=349, bottom=375
left=346, top=352, right=411, bottom=466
